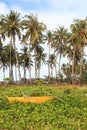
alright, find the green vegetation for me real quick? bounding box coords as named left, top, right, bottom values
left=0, top=85, right=87, bottom=130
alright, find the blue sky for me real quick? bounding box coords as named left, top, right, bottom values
left=0, top=0, right=87, bottom=30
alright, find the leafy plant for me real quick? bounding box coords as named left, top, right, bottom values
left=0, top=85, right=87, bottom=130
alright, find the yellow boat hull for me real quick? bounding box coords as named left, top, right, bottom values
left=6, top=96, right=53, bottom=103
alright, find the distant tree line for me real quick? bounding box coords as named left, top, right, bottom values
left=0, top=10, right=87, bottom=85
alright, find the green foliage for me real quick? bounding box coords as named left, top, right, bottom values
left=0, top=86, right=87, bottom=130
left=64, top=88, right=71, bottom=95
left=3, top=77, right=9, bottom=81
left=34, top=79, right=45, bottom=86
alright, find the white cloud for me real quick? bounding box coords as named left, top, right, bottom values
left=0, top=0, right=87, bottom=30
left=0, top=2, right=9, bottom=14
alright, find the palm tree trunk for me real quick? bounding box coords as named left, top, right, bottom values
left=10, top=65, right=14, bottom=83
left=48, top=43, right=51, bottom=82
left=13, top=35, right=21, bottom=83
left=24, top=62, right=26, bottom=80
left=72, top=45, right=76, bottom=84
left=38, top=65, right=41, bottom=78
left=55, top=51, right=59, bottom=78
left=15, top=64, right=17, bottom=83
left=58, top=53, right=61, bottom=84
left=23, top=60, right=26, bottom=84
left=3, top=66, right=5, bottom=80
left=55, top=64, right=57, bottom=78
left=34, top=44, right=37, bottom=79
left=50, top=65, right=52, bottom=78
left=79, top=47, right=83, bottom=85
left=52, top=66, right=53, bottom=78
left=9, top=35, right=14, bottom=83
left=28, top=43, right=32, bottom=84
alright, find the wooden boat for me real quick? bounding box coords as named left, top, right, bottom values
left=6, top=96, right=53, bottom=103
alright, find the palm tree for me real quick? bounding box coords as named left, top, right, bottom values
left=22, top=14, right=46, bottom=80
left=4, top=45, right=17, bottom=82
left=0, top=19, right=5, bottom=45
left=0, top=10, right=22, bottom=83
left=49, top=54, right=57, bottom=78
left=61, top=63, right=72, bottom=83
left=70, top=19, right=87, bottom=85
left=34, top=44, right=46, bottom=78
left=0, top=44, right=8, bottom=80
left=21, top=46, right=33, bottom=81
left=54, top=26, right=68, bottom=83
left=45, top=30, right=53, bottom=81
left=0, top=18, right=6, bottom=79
left=21, top=46, right=28, bottom=80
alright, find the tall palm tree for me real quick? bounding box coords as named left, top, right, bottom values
left=22, top=14, right=46, bottom=80
left=4, top=45, right=17, bottom=82
left=0, top=10, right=22, bottom=83
left=0, top=18, right=6, bottom=79
left=49, top=54, right=57, bottom=78
left=54, top=26, right=68, bottom=83
left=21, top=46, right=33, bottom=81
left=21, top=46, right=28, bottom=80
left=70, top=19, right=87, bottom=85
left=0, top=44, right=8, bottom=80
left=45, top=30, right=53, bottom=81
left=34, top=44, right=46, bottom=78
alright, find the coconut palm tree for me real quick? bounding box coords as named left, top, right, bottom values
left=0, top=19, right=5, bottom=45
left=34, top=44, right=46, bottom=78
left=0, top=10, right=22, bottom=83
left=4, top=45, right=17, bottom=82
left=70, top=19, right=87, bottom=85
left=54, top=26, right=68, bottom=83
left=45, top=30, right=53, bottom=81
left=0, top=18, right=6, bottom=79
left=49, top=54, right=57, bottom=78
left=0, top=44, right=8, bottom=80
left=20, top=46, right=33, bottom=82
left=22, top=14, right=46, bottom=80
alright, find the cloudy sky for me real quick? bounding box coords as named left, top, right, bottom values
left=0, top=0, right=87, bottom=30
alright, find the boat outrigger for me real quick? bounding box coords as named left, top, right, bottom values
left=6, top=96, right=53, bottom=103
